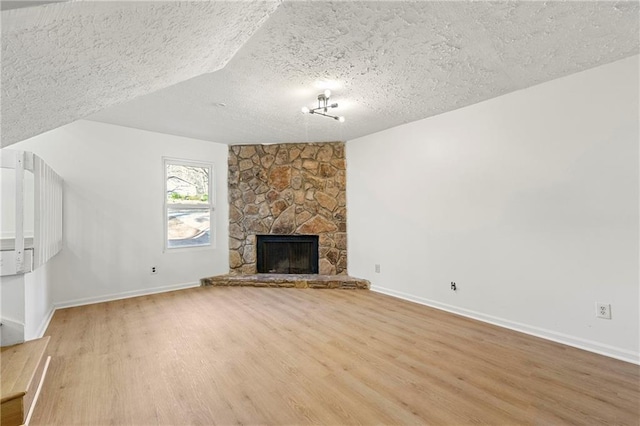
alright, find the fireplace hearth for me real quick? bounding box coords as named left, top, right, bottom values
left=256, top=235, right=319, bottom=274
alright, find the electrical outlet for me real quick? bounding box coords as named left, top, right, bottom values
left=596, top=303, right=611, bottom=319
left=151, top=266, right=157, bottom=275
left=375, top=264, right=380, bottom=273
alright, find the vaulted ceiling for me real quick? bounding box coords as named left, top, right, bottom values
left=2, top=1, right=638, bottom=147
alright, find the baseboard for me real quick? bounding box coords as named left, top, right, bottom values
left=371, top=285, right=639, bottom=365
left=34, top=306, right=55, bottom=339
left=55, top=281, right=201, bottom=309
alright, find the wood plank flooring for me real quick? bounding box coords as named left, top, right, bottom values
left=32, top=287, right=639, bottom=425
left=1, top=336, right=51, bottom=426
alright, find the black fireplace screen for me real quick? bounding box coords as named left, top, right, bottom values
left=256, top=235, right=319, bottom=274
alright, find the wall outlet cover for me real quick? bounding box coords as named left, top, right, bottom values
left=596, top=303, right=611, bottom=319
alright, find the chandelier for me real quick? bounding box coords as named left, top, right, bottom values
left=301, top=90, right=345, bottom=122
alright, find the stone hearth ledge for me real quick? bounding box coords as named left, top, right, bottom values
left=200, top=274, right=370, bottom=289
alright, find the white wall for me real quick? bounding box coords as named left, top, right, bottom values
left=12, top=120, right=229, bottom=307
left=347, top=55, right=639, bottom=363
left=0, top=273, right=25, bottom=345
left=24, top=262, right=53, bottom=340
left=1, top=264, right=53, bottom=344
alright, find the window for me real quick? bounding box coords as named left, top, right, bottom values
left=164, top=158, right=213, bottom=249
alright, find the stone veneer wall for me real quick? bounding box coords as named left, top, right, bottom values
left=228, top=142, right=347, bottom=275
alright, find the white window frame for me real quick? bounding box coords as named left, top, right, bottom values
left=163, top=157, right=214, bottom=251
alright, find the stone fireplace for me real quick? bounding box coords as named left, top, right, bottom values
left=228, top=142, right=347, bottom=275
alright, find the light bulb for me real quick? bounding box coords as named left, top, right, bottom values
left=338, top=116, right=345, bottom=123
left=324, top=89, right=331, bottom=98
left=301, top=106, right=310, bottom=114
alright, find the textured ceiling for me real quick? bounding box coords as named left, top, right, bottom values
left=0, top=0, right=280, bottom=146
left=0, top=1, right=68, bottom=11
left=3, top=1, right=639, bottom=147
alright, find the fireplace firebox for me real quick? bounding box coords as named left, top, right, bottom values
left=256, top=235, right=319, bottom=274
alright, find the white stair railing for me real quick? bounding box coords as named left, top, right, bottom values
left=33, top=154, right=63, bottom=269
left=0, top=150, right=62, bottom=276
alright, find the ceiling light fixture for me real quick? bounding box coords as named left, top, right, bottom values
left=301, top=90, right=345, bottom=122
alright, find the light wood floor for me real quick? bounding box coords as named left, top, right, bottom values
left=32, top=287, right=639, bottom=425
